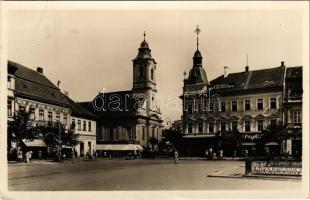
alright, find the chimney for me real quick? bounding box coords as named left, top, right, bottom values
left=245, top=66, right=249, bottom=72
left=224, top=66, right=229, bottom=78
left=57, top=80, right=62, bottom=91
left=64, top=91, right=69, bottom=97
left=281, top=61, right=285, bottom=67
left=37, top=67, right=43, bottom=74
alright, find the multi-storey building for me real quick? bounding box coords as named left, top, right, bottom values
left=81, top=34, right=163, bottom=153
left=7, top=61, right=100, bottom=158
left=65, top=96, right=98, bottom=157
left=283, top=66, right=302, bottom=156
left=7, top=61, right=71, bottom=157
left=181, top=32, right=302, bottom=157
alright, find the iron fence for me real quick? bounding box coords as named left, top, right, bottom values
left=245, top=160, right=302, bottom=176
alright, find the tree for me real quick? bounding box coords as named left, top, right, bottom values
left=8, top=110, right=33, bottom=150
left=40, top=122, right=78, bottom=161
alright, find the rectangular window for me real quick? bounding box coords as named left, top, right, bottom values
left=293, top=111, right=301, bottom=123
left=188, top=123, right=192, bottom=134
left=209, top=102, right=214, bottom=113
left=232, top=100, right=237, bottom=112
left=209, top=122, right=214, bottom=133
left=245, top=121, right=251, bottom=132
left=221, top=102, right=226, bottom=112
left=245, top=100, right=251, bottom=111
left=7, top=76, right=12, bottom=89
left=63, top=114, right=67, bottom=124
left=221, top=122, right=226, bottom=131
left=198, top=123, right=203, bottom=133
left=8, top=101, right=12, bottom=116
left=29, top=108, right=35, bottom=120
left=78, top=120, right=81, bottom=131
left=232, top=121, right=238, bottom=132
left=142, top=128, right=145, bottom=140
left=88, top=121, right=91, bottom=131
left=198, top=103, right=202, bottom=114
left=188, top=104, right=193, bottom=114
left=83, top=121, right=86, bottom=131
left=257, top=99, right=264, bottom=110
left=39, top=110, right=44, bottom=121
left=72, top=119, right=76, bottom=129
left=56, top=113, right=60, bottom=121
left=257, top=120, right=264, bottom=131
left=48, top=112, right=53, bottom=122
left=270, top=98, right=277, bottom=109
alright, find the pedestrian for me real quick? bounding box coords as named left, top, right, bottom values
left=104, top=151, right=107, bottom=159
left=212, top=152, right=217, bottom=160
left=134, top=150, right=137, bottom=159
left=25, top=151, right=31, bottom=164
left=93, top=149, right=96, bottom=160
left=205, top=149, right=209, bottom=160
left=209, top=147, right=213, bottom=160
left=219, top=149, right=223, bottom=160
left=174, top=151, right=179, bottom=164
left=244, top=149, right=249, bottom=158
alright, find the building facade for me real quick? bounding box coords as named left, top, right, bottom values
left=181, top=33, right=302, bottom=157
left=81, top=34, right=163, bottom=153
left=65, top=96, right=98, bottom=157
left=7, top=61, right=71, bottom=158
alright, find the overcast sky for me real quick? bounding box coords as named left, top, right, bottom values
left=8, top=4, right=305, bottom=121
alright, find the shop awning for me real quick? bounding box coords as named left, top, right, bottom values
left=241, top=142, right=255, bottom=146
left=265, top=142, right=279, bottom=146
left=22, top=139, right=46, bottom=147
left=96, top=144, right=143, bottom=151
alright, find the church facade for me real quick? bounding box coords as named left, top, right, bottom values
left=81, top=34, right=163, bottom=151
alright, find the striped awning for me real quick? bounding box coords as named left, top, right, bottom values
left=22, top=139, right=46, bottom=147
left=96, top=144, right=143, bottom=151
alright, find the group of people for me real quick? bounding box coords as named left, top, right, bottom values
left=205, top=148, right=223, bottom=160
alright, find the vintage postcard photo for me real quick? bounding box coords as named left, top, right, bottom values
left=0, top=1, right=309, bottom=199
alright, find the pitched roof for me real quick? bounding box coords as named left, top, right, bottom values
left=64, top=96, right=98, bottom=120
left=210, top=66, right=285, bottom=92
left=8, top=61, right=70, bottom=107
left=80, top=90, right=140, bottom=118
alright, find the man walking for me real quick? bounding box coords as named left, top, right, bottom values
left=174, top=150, right=179, bottom=164
left=25, top=151, right=31, bottom=164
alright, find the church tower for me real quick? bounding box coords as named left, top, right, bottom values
left=132, top=32, right=159, bottom=113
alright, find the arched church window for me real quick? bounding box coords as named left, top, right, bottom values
left=151, top=68, right=154, bottom=80
left=139, top=67, right=144, bottom=78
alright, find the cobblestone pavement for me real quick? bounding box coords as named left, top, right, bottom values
left=8, top=159, right=302, bottom=191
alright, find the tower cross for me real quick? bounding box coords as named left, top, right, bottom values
left=194, top=25, right=201, bottom=50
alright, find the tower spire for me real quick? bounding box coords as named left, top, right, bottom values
left=194, top=25, right=201, bottom=50
left=143, top=31, right=146, bottom=41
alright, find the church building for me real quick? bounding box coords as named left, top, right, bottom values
left=81, top=33, right=163, bottom=153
